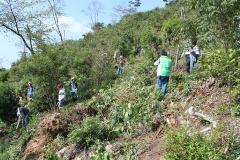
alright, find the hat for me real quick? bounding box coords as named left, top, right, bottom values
left=71, top=77, right=75, bottom=80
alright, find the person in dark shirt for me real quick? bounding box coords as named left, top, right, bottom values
left=17, top=106, right=30, bottom=128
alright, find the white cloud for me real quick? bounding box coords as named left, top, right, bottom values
left=59, top=16, right=91, bottom=39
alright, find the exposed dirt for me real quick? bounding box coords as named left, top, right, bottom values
left=22, top=135, right=49, bottom=160
left=113, top=90, right=139, bottom=103
left=66, top=107, right=98, bottom=124
left=21, top=107, right=97, bottom=160
left=135, top=77, right=233, bottom=159
left=136, top=132, right=164, bottom=160
left=21, top=112, right=67, bottom=160
left=19, top=77, right=236, bottom=160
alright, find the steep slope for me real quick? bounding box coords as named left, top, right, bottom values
left=1, top=52, right=240, bottom=160
left=38, top=55, right=240, bottom=159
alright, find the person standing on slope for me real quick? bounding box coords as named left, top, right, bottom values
left=181, top=48, right=191, bottom=73
left=189, top=40, right=201, bottom=73
left=16, top=105, right=30, bottom=129
left=27, top=82, right=34, bottom=101
left=154, top=50, right=172, bottom=96
left=191, top=40, right=201, bottom=63
left=69, top=77, right=78, bottom=101
left=57, top=83, right=66, bottom=109
left=117, top=55, right=125, bottom=75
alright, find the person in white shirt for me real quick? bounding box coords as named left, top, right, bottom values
left=191, top=41, right=201, bottom=63
left=57, top=83, right=66, bottom=109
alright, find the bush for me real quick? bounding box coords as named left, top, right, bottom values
left=68, top=117, right=118, bottom=148
left=231, top=104, right=240, bottom=116
left=200, top=49, right=240, bottom=86
left=0, top=68, right=9, bottom=82
left=43, top=151, right=58, bottom=160
left=78, top=75, right=95, bottom=100
left=200, top=49, right=240, bottom=104
left=0, top=119, right=6, bottom=128
left=164, top=128, right=222, bottom=160
left=0, top=82, right=17, bottom=121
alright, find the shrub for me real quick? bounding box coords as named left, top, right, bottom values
left=164, top=128, right=222, bottom=160
left=0, top=119, right=6, bottom=128
left=200, top=49, right=240, bottom=105
left=0, top=68, right=9, bottom=82
left=68, top=117, right=117, bottom=148
left=0, top=82, right=17, bottom=121
left=43, top=151, right=58, bottom=160
left=200, top=49, right=240, bottom=87
left=231, top=104, right=240, bottom=116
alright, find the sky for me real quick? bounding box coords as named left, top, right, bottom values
left=0, top=0, right=165, bottom=69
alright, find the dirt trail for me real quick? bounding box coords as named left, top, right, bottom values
left=137, top=133, right=164, bottom=160
left=137, top=78, right=233, bottom=160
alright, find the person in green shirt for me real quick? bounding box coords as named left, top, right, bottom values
left=154, top=50, right=172, bottom=96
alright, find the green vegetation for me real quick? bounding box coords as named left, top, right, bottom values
left=1, top=0, right=240, bottom=159
left=164, top=128, right=222, bottom=160
left=165, top=127, right=240, bottom=160
left=0, top=82, right=17, bottom=121
left=0, top=68, right=9, bottom=82
left=68, top=117, right=117, bottom=148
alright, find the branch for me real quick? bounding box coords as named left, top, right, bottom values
left=186, top=107, right=217, bottom=133
left=26, top=25, right=33, bottom=51
left=4, top=0, right=35, bottom=54
left=47, top=0, right=64, bottom=42
left=1, top=23, right=35, bottom=55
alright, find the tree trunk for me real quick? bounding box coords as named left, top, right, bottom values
left=175, top=44, right=180, bottom=69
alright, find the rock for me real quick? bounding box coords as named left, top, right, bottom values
left=105, top=142, right=123, bottom=155
left=206, top=77, right=215, bottom=88
left=57, top=144, right=79, bottom=160
left=105, top=144, right=113, bottom=153
left=73, top=149, right=93, bottom=160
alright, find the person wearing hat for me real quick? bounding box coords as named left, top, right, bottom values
left=69, top=77, right=78, bottom=100
left=57, top=83, right=66, bottom=109
left=116, top=55, right=125, bottom=75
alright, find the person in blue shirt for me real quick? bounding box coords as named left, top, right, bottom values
left=27, top=82, right=34, bottom=101
left=69, top=77, right=78, bottom=100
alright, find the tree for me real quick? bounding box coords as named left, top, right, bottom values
left=184, top=0, right=240, bottom=51
left=91, top=22, right=104, bottom=32
left=47, top=0, right=64, bottom=43
left=83, top=0, right=103, bottom=27
left=0, top=0, right=57, bottom=55
left=163, top=0, right=176, bottom=5
left=128, top=0, right=141, bottom=8
left=0, top=68, right=9, bottom=82
left=113, top=4, right=136, bottom=19
left=113, top=0, right=141, bottom=19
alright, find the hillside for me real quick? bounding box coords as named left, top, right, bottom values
left=1, top=54, right=240, bottom=159
left=0, top=0, right=240, bottom=159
